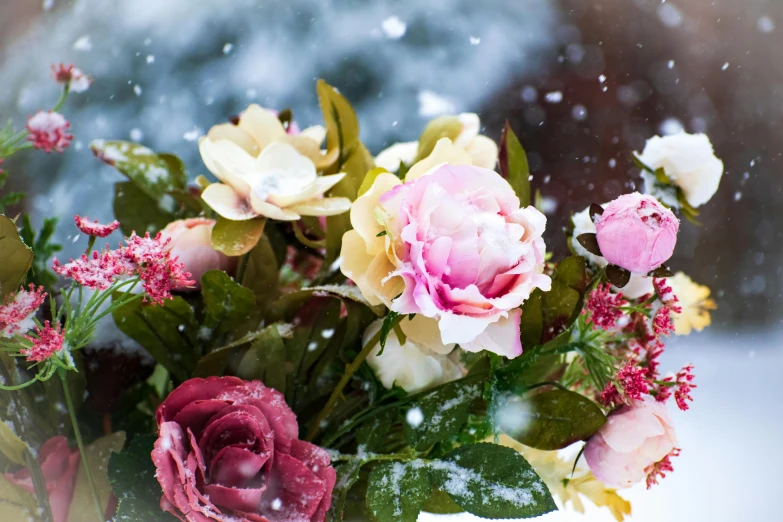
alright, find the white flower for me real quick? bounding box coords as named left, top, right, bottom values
left=638, top=132, right=723, bottom=208
left=374, top=112, right=498, bottom=172
left=69, top=67, right=91, bottom=93
left=364, top=317, right=462, bottom=393
left=571, top=205, right=654, bottom=299
left=199, top=104, right=350, bottom=221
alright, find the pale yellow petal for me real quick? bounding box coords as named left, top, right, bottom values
left=249, top=191, right=301, bottom=221
left=375, top=141, right=419, bottom=172
left=287, top=197, right=351, bottom=217
left=198, top=137, right=255, bottom=197
left=287, top=135, right=324, bottom=164
left=350, top=173, right=402, bottom=255
left=238, top=104, right=287, bottom=149
left=340, top=230, right=384, bottom=306
left=205, top=123, right=260, bottom=156
left=467, top=134, right=499, bottom=170
left=300, top=125, right=326, bottom=146
left=254, top=142, right=318, bottom=207
left=366, top=255, right=404, bottom=307
left=401, top=315, right=455, bottom=355
left=201, top=183, right=258, bottom=221
left=405, top=137, right=473, bottom=181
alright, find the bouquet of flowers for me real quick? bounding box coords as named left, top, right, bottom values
left=0, top=67, right=721, bottom=522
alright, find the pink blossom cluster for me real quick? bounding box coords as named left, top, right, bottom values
left=644, top=448, right=680, bottom=489
left=0, top=285, right=46, bottom=338
left=585, top=284, right=627, bottom=329
left=22, top=321, right=65, bottom=362
left=53, top=232, right=194, bottom=304
left=26, top=111, right=73, bottom=153
left=51, top=63, right=91, bottom=93
left=74, top=215, right=120, bottom=238
left=656, top=364, right=696, bottom=411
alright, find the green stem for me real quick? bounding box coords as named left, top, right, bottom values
left=51, top=85, right=70, bottom=112
left=59, top=369, right=103, bottom=521
left=305, top=328, right=383, bottom=442
left=236, top=253, right=250, bottom=286
left=84, top=236, right=96, bottom=256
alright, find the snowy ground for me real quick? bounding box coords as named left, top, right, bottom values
left=421, top=329, right=783, bottom=521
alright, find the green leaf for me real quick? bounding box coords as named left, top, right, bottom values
left=499, top=122, right=531, bottom=207
left=576, top=233, right=602, bottom=256
left=519, top=289, right=543, bottom=348
left=415, top=116, right=463, bottom=162
left=500, top=389, right=606, bottom=450
left=366, top=461, right=432, bottom=522
left=542, top=282, right=579, bottom=333
left=379, top=311, right=403, bottom=354
left=0, top=474, right=38, bottom=520
left=317, top=79, right=361, bottom=171
left=241, top=235, right=280, bottom=316
left=553, top=255, right=587, bottom=293
left=326, top=460, right=363, bottom=522
left=68, top=431, right=127, bottom=522
left=606, top=265, right=631, bottom=288
left=200, top=270, right=255, bottom=335
left=0, top=215, right=33, bottom=299
left=112, top=297, right=199, bottom=383
left=113, top=181, right=176, bottom=236
left=0, top=421, right=29, bottom=465
left=428, top=443, right=556, bottom=519
left=356, top=409, right=396, bottom=452
left=403, top=380, right=483, bottom=451
left=92, top=140, right=187, bottom=199
left=19, top=215, right=62, bottom=291
left=109, top=435, right=178, bottom=522
left=235, top=324, right=288, bottom=393
left=421, top=487, right=464, bottom=515
left=211, top=217, right=266, bottom=257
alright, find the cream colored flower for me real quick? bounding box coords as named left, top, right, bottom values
left=638, top=132, right=723, bottom=208
left=497, top=435, right=632, bottom=522
left=668, top=272, right=716, bottom=335
left=199, top=104, right=350, bottom=221
left=374, top=113, right=498, bottom=171
left=364, top=317, right=461, bottom=393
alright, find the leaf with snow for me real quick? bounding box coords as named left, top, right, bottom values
left=403, top=380, right=482, bottom=451
left=201, top=270, right=255, bottom=336
left=428, top=443, right=557, bottom=519
left=367, top=461, right=431, bottom=522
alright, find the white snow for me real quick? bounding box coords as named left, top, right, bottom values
left=381, top=16, right=407, bottom=40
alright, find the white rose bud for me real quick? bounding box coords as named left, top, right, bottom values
left=638, top=132, right=724, bottom=208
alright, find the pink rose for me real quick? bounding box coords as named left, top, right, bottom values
left=5, top=436, right=80, bottom=522
left=595, top=192, right=679, bottom=274
left=160, top=218, right=235, bottom=289
left=377, top=164, right=551, bottom=358
left=584, top=396, right=678, bottom=488
left=153, top=377, right=336, bottom=522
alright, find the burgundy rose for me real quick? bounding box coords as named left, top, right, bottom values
left=152, top=377, right=336, bottom=522
left=5, top=436, right=80, bottom=522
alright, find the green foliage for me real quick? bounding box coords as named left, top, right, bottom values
left=500, top=389, right=606, bottom=450
left=415, top=116, right=463, bottom=162
left=0, top=167, right=24, bottom=213
left=367, top=462, right=431, bottom=522
left=200, top=270, right=255, bottom=336
left=519, top=289, right=544, bottom=348
left=378, top=310, right=403, bottom=354
left=68, top=432, right=126, bottom=522
left=403, top=380, right=482, bottom=451
left=91, top=140, right=186, bottom=198
left=109, top=435, right=177, bottom=521
left=421, top=487, right=464, bottom=515
left=499, top=122, right=531, bottom=207
left=326, top=460, right=364, bottom=522
left=19, top=215, right=62, bottom=291
left=0, top=214, right=33, bottom=299
left=112, top=296, right=199, bottom=383
left=113, top=181, right=176, bottom=236
left=428, top=443, right=556, bottom=519
left=357, top=166, right=388, bottom=198
left=211, top=217, right=266, bottom=256
left=235, top=323, right=288, bottom=393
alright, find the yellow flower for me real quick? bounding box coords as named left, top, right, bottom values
left=374, top=113, right=498, bottom=172
left=496, top=435, right=632, bottom=522
left=668, top=272, right=716, bottom=335
left=198, top=104, right=350, bottom=221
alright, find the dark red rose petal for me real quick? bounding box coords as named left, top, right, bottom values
left=205, top=481, right=267, bottom=514
left=171, top=399, right=230, bottom=440
left=198, top=405, right=273, bottom=468
left=289, top=440, right=336, bottom=522
left=157, top=376, right=245, bottom=424
left=218, top=383, right=298, bottom=452
left=210, top=446, right=270, bottom=488
left=260, top=452, right=326, bottom=522
left=152, top=422, right=193, bottom=516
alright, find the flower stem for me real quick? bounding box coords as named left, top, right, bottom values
left=305, top=328, right=383, bottom=442
left=59, top=368, right=103, bottom=521
left=51, top=85, right=70, bottom=113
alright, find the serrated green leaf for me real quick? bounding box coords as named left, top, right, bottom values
left=520, top=289, right=543, bottom=348
left=379, top=311, right=403, bottom=354
left=113, top=182, right=176, bottom=237
left=0, top=215, right=33, bottom=299
left=428, top=443, right=556, bottom=519
left=403, top=380, right=483, bottom=451
left=68, top=432, right=127, bottom=522
left=356, top=408, right=396, bottom=452
left=415, top=116, right=463, bottom=162
left=211, top=217, right=265, bottom=257
left=500, top=389, right=606, bottom=450
left=326, top=460, right=364, bottom=522
left=421, top=487, right=464, bottom=515
left=367, top=461, right=431, bottom=522
left=499, top=122, right=531, bottom=207
left=109, top=435, right=177, bottom=522
left=201, top=270, right=254, bottom=335
left=235, top=324, right=288, bottom=393
left=112, top=297, right=199, bottom=383
left=92, top=140, right=187, bottom=199
left=553, top=255, right=587, bottom=292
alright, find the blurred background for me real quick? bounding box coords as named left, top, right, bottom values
left=0, top=0, right=780, bottom=520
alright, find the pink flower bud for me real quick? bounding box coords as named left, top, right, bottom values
left=595, top=192, right=679, bottom=274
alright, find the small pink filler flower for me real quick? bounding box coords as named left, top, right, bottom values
left=595, top=192, right=679, bottom=274
left=51, top=63, right=91, bottom=93
left=22, top=321, right=65, bottom=362
left=27, top=111, right=73, bottom=153
left=74, top=215, right=120, bottom=238
left=0, top=285, right=46, bottom=338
